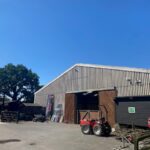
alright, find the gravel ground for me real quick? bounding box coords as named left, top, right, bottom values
left=0, top=121, right=125, bottom=150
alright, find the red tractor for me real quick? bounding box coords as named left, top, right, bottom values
left=80, top=105, right=112, bottom=136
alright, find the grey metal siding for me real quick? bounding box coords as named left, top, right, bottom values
left=35, top=64, right=150, bottom=110
left=115, top=97, right=150, bottom=127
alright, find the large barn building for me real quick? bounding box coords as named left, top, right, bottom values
left=34, top=64, right=150, bottom=127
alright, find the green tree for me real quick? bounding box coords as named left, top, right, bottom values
left=0, top=63, right=40, bottom=102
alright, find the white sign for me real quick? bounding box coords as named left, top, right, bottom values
left=128, top=107, right=136, bottom=113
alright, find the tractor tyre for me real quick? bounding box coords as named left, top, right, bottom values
left=101, top=123, right=111, bottom=136
left=92, top=124, right=102, bottom=136
left=81, top=125, right=92, bottom=135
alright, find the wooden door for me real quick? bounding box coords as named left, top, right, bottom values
left=64, top=93, right=76, bottom=124
left=98, top=90, right=117, bottom=127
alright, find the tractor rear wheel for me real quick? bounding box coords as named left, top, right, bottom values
left=93, top=124, right=102, bottom=136
left=81, top=125, right=91, bottom=135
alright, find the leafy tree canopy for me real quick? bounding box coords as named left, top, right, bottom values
left=0, top=63, right=40, bottom=102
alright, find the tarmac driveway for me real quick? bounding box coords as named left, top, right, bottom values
left=0, top=122, right=122, bottom=150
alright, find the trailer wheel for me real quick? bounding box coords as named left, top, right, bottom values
left=81, top=125, right=91, bottom=135
left=93, top=124, right=102, bottom=136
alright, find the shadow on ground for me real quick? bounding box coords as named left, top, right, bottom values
left=0, top=139, right=21, bottom=144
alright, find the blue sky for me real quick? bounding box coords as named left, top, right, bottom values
left=0, top=0, right=150, bottom=85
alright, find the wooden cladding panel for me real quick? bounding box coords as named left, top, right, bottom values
left=64, top=93, right=76, bottom=123
left=99, top=90, right=117, bottom=127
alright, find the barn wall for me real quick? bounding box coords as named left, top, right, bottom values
left=35, top=65, right=150, bottom=115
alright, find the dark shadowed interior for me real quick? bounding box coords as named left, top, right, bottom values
left=76, top=91, right=99, bottom=110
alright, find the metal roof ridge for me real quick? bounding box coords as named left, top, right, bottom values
left=76, top=63, right=150, bottom=73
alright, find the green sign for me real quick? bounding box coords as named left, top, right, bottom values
left=128, top=107, right=136, bottom=113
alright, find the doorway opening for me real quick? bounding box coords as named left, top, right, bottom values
left=75, top=91, right=99, bottom=123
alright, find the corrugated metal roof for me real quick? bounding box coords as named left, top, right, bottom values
left=77, top=64, right=150, bottom=73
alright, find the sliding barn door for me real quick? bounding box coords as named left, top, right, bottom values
left=64, top=93, right=76, bottom=124
left=98, top=90, right=117, bottom=127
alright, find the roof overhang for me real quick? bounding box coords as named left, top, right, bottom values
left=66, top=87, right=116, bottom=94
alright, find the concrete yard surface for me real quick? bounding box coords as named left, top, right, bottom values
left=0, top=122, right=123, bottom=150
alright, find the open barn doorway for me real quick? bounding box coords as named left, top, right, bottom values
left=64, top=89, right=116, bottom=126
left=76, top=91, right=99, bottom=123
left=76, top=91, right=99, bottom=110
left=64, top=91, right=99, bottom=124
